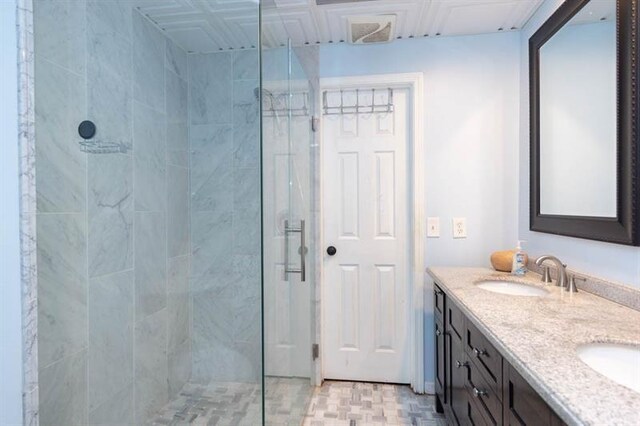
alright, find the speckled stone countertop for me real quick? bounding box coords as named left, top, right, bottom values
left=427, top=267, right=640, bottom=426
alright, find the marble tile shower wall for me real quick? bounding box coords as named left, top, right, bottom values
left=33, top=1, right=191, bottom=424
left=188, top=50, right=262, bottom=384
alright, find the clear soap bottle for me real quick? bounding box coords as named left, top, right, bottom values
left=511, top=240, right=527, bottom=276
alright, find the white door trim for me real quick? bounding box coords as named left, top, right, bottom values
left=319, top=72, right=425, bottom=393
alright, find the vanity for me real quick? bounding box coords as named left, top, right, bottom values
left=429, top=267, right=640, bottom=426
left=429, top=0, right=640, bottom=420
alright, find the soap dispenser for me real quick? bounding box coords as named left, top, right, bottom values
left=511, top=240, right=527, bottom=276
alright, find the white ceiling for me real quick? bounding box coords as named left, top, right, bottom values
left=135, top=0, right=544, bottom=53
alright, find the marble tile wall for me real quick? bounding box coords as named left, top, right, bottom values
left=188, top=50, right=262, bottom=384
left=33, top=2, right=191, bottom=424
left=17, top=0, right=39, bottom=423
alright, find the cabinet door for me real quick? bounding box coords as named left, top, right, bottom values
left=505, top=364, right=565, bottom=426
left=435, top=320, right=447, bottom=410
left=450, top=332, right=467, bottom=425
left=465, top=396, right=492, bottom=426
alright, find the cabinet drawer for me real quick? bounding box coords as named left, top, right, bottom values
left=505, top=365, right=565, bottom=426
left=465, top=354, right=501, bottom=425
left=434, top=284, right=445, bottom=325
left=466, top=320, right=502, bottom=392
left=447, top=298, right=464, bottom=341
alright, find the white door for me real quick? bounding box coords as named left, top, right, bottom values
left=322, top=88, right=410, bottom=383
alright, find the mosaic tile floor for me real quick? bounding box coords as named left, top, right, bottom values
left=149, top=379, right=445, bottom=426
left=302, top=381, right=446, bottom=426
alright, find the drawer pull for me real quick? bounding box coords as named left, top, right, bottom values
left=436, top=329, right=442, bottom=336
left=473, top=347, right=487, bottom=357
left=473, top=387, right=488, bottom=398
left=434, top=289, right=444, bottom=296
left=456, top=360, right=468, bottom=369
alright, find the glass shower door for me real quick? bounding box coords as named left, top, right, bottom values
left=261, top=31, right=316, bottom=424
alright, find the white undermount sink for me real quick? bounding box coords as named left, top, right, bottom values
left=476, top=280, right=549, bottom=297
left=577, top=343, right=640, bottom=393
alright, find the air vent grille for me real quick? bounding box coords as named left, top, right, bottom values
left=348, top=15, right=396, bottom=44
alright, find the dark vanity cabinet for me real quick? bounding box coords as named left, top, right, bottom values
left=433, top=284, right=565, bottom=426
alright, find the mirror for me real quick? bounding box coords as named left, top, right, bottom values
left=539, top=1, right=616, bottom=217
left=530, top=0, right=639, bottom=246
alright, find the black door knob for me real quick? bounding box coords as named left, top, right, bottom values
left=326, top=246, right=337, bottom=256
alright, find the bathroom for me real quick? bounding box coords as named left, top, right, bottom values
left=0, top=0, right=638, bottom=425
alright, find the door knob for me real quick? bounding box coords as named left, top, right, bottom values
left=326, top=246, right=337, bottom=256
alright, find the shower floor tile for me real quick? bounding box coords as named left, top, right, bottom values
left=149, top=380, right=445, bottom=426
left=149, top=381, right=262, bottom=426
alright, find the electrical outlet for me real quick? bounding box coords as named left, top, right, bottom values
left=427, top=217, right=440, bottom=238
left=452, top=218, right=467, bottom=238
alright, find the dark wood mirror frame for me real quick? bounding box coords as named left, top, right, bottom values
left=530, top=0, right=640, bottom=246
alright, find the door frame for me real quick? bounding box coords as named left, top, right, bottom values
left=318, top=72, right=425, bottom=392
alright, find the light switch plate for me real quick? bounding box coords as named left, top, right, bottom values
left=427, top=217, right=440, bottom=238
left=452, top=218, right=467, bottom=238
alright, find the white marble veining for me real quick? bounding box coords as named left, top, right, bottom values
left=39, top=350, right=87, bottom=425
left=135, top=308, right=169, bottom=424
left=190, top=124, right=234, bottom=213
left=88, top=270, right=134, bottom=413
left=187, top=49, right=262, bottom=385
left=188, top=53, right=233, bottom=125
left=165, top=38, right=188, bottom=81
left=36, top=213, right=87, bottom=367
left=165, top=68, right=188, bottom=124
left=428, top=267, right=640, bottom=426
left=134, top=102, right=166, bottom=212
left=33, top=0, right=85, bottom=76
left=88, top=383, right=133, bottom=424
left=34, top=56, right=87, bottom=213
left=233, top=50, right=259, bottom=81
left=18, top=0, right=39, bottom=423
left=135, top=212, right=167, bottom=318
left=167, top=255, right=191, bottom=398
left=133, top=12, right=165, bottom=112
left=88, top=209, right=134, bottom=277
left=166, top=165, right=190, bottom=257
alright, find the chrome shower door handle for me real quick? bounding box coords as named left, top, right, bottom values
left=300, top=220, right=306, bottom=282
left=284, top=219, right=306, bottom=282
left=284, top=219, right=290, bottom=281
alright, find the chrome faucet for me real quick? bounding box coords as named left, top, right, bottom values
left=535, top=255, right=568, bottom=289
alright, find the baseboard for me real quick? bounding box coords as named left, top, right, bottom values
left=424, top=381, right=435, bottom=395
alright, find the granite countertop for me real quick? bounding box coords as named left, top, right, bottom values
left=427, top=267, right=640, bottom=426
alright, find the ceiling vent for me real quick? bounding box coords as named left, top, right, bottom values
left=347, top=15, right=396, bottom=44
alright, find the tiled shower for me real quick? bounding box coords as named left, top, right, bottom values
left=31, top=0, right=316, bottom=424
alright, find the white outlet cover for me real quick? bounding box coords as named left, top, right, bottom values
left=452, top=217, right=467, bottom=238
left=427, top=217, right=440, bottom=238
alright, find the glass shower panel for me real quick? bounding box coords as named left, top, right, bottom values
left=261, top=5, right=317, bottom=424
left=32, top=0, right=263, bottom=424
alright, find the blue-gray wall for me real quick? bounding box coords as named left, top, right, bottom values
left=0, top=1, right=24, bottom=424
